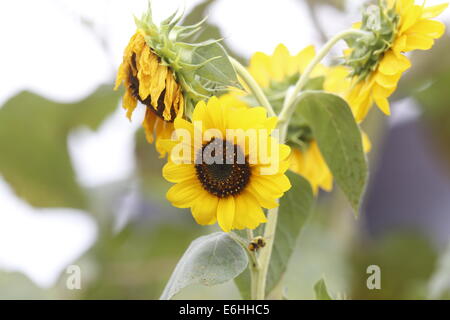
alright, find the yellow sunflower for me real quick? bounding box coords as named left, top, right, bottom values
left=289, top=133, right=372, bottom=194
left=247, top=44, right=370, bottom=193
left=333, top=0, right=447, bottom=122
left=161, top=96, right=291, bottom=232
left=115, top=30, right=184, bottom=157
left=248, top=44, right=326, bottom=91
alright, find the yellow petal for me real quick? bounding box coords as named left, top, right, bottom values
left=375, top=71, right=402, bottom=89
left=142, top=108, right=156, bottom=143
left=253, top=174, right=291, bottom=194
left=247, top=182, right=279, bottom=209
left=295, top=45, right=316, bottom=74
left=248, top=52, right=271, bottom=88
left=123, top=90, right=138, bottom=120
left=379, top=51, right=411, bottom=75
left=191, top=193, right=218, bottom=225
left=217, top=196, right=235, bottom=232
left=166, top=179, right=202, bottom=208
left=399, top=4, right=422, bottom=34
left=421, top=3, right=448, bottom=19
left=404, top=33, right=435, bottom=50
left=373, top=95, right=391, bottom=116
left=407, top=19, right=446, bottom=39
left=233, top=191, right=267, bottom=230
left=162, top=161, right=196, bottom=183
left=362, top=131, right=372, bottom=153
left=270, top=44, right=291, bottom=82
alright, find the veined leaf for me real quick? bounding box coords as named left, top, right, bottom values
left=191, top=42, right=241, bottom=88
left=297, top=92, right=368, bottom=213
left=160, top=232, right=248, bottom=300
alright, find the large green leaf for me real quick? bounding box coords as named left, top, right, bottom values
left=297, top=92, right=368, bottom=213
left=0, top=85, right=119, bottom=208
left=160, top=232, right=248, bottom=300
left=266, top=172, right=314, bottom=296
left=234, top=172, right=314, bottom=299
left=314, top=278, right=333, bottom=300
left=192, top=42, right=240, bottom=88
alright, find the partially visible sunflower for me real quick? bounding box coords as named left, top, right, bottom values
left=248, top=44, right=327, bottom=110
left=331, top=0, right=448, bottom=122
left=161, top=96, right=291, bottom=232
left=246, top=44, right=371, bottom=193
left=115, top=30, right=184, bottom=156
left=289, top=133, right=372, bottom=194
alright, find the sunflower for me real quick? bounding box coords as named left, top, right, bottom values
left=115, top=30, right=184, bottom=157
left=248, top=44, right=327, bottom=108
left=246, top=44, right=370, bottom=193
left=160, top=96, right=291, bottom=232
left=334, top=0, right=447, bottom=122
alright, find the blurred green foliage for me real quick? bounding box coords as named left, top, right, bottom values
left=0, top=85, right=119, bottom=209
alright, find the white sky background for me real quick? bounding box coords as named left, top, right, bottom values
left=0, top=0, right=448, bottom=289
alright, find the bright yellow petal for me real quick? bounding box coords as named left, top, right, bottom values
left=162, top=161, right=196, bottom=183
left=217, top=196, right=235, bottom=232
left=191, top=193, right=218, bottom=225
left=407, top=19, right=446, bottom=39
left=270, top=44, right=291, bottom=82
left=405, top=33, right=435, bottom=50
left=373, top=95, right=391, bottom=116
left=233, top=191, right=267, bottom=230
left=379, top=51, right=411, bottom=75
left=295, top=45, right=316, bottom=74
left=362, top=131, right=372, bottom=153
left=248, top=52, right=272, bottom=88
left=399, top=4, right=423, bottom=34
left=166, top=179, right=203, bottom=208
left=421, top=3, right=448, bottom=19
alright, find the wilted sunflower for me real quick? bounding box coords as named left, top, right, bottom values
left=115, top=5, right=238, bottom=157
left=115, top=30, right=184, bottom=156
left=161, top=96, right=291, bottom=232
left=246, top=44, right=370, bottom=193
left=336, top=0, right=447, bottom=122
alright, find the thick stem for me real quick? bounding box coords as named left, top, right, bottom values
left=230, top=57, right=276, bottom=117
left=278, top=29, right=371, bottom=124
left=254, top=207, right=279, bottom=299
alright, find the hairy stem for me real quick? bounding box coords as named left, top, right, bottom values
left=278, top=29, right=371, bottom=124
left=230, top=57, right=276, bottom=117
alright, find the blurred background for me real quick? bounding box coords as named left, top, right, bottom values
left=1, top=0, right=450, bottom=300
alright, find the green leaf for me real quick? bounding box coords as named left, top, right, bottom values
left=160, top=232, right=248, bottom=300
left=266, top=172, right=314, bottom=296
left=191, top=42, right=241, bottom=88
left=0, top=85, right=119, bottom=209
left=234, top=172, right=314, bottom=299
left=314, top=278, right=333, bottom=300
left=297, top=92, right=368, bottom=213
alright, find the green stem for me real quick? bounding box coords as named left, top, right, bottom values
left=251, top=29, right=372, bottom=300
left=278, top=29, right=371, bottom=124
left=230, top=57, right=276, bottom=117
left=254, top=207, right=279, bottom=300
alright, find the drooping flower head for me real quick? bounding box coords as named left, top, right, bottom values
left=115, top=30, right=184, bottom=156
left=246, top=44, right=371, bottom=193
left=334, top=0, right=448, bottom=122
left=115, top=4, right=239, bottom=156
left=161, top=96, right=291, bottom=232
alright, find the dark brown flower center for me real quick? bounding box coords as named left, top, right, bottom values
left=127, top=53, right=176, bottom=122
left=195, top=138, right=251, bottom=198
